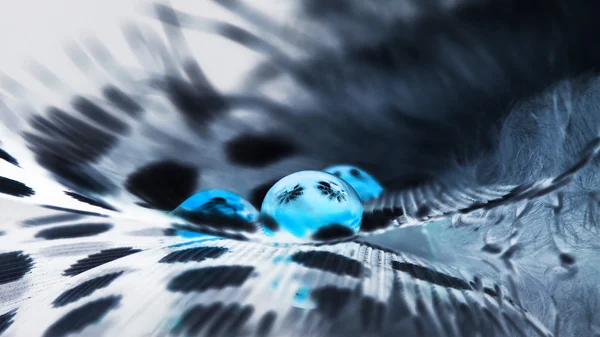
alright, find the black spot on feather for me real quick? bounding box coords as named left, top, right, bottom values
left=217, top=23, right=262, bottom=47
left=154, top=77, right=226, bottom=125
left=415, top=205, right=431, bottom=219
left=559, top=253, right=576, bottom=265
left=311, top=286, right=353, bottom=318
left=71, top=96, right=130, bottom=135
left=43, top=296, right=121, bottom=337
left=22, top=213, right=85, bottom=227
left=163, top=228, right=177, bottom=236
left=0, top=310, right=16, bottom=335
left=500, top=244, right=521, bottom=260
left=291, top=251, right=364, bottom=278
left=0, top=177, right=34, bottom=198
left=125, top=160, right=198, bottom=211
left=25, top=107, right=118, bottom=194
left=64, top=191, right=120, bottom=212
left=171, top=302, right=254, bottom=336
left=481, top=243, right=503, bottom=254
left=483, top=287, right=499, bottom=298
left=311, top=285, right=386, bottom=333
left=207, top=303, right=254, bottom=337
left=35, top=223, right=112, bottom=240
left=168, top=266, right=254, bottom=293
left=41, top=205, right=108, bottom=218
left=52, top=272, right=124, bottom=307
left=47, top=166, right=116, bottom=195
left=159, top=246, right=228, bottom=264
left=102, top=86, right=143, bottom=117
left=360, top=297, right=386, bottom=332
left=63, top=248, right=141, bottom=277
left=171, top=303, right=223, bottom=336
left=311, top=224, right=355, bottom=241
left=359, top=211, right=395, bottom=232
left=225, top=134, right=299, bottom=167
left=0, top=148, right=19, bottom=167
left=256, top=311, right=277, bottom=337
left=391, top=261, right=471, bottom=291
left=0, top=251, right=34, bottom=285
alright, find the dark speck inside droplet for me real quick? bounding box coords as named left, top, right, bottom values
left=350, top=169, right=361, bottom=177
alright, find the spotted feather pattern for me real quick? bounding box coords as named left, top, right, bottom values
left=2, top=1, right=600, bottom=336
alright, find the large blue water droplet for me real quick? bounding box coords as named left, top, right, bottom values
left=261, top=170, right=363, bottom=242
left=323, top=165, right=384, bottom=201
left=171, top=189, right=259, bottom=224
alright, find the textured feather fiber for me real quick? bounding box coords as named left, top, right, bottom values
left=1, top=0, right=600, bottom=336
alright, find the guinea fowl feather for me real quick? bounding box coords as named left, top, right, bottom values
left=1, top=0, right=600, bottom=336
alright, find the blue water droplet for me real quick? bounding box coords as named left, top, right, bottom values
left=261, top=170, right=363, bottom=241
left=171, top=189, right=259, bottom=223
left=174, top=229, right=208, bottom=238
left=323, top=165, right=383, bottom=201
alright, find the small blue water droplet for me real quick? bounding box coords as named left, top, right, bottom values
left=292, top=286, right=316, bottom=309
left=323, top=165, right=384, bottom=201
left=261, top=170, right=363, bottom=242
left=174, top=229, right=208, bottom=238
left=171, top=189, right=259, bottom=223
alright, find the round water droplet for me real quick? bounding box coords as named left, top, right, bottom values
left=323, top=165, right=384, bottom=201
left=261, top=170, right=363, bottom=242
left=171, top=189, right=259, bottom=224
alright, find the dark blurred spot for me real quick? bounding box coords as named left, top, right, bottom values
left=64, top=191, right=120, bottom=212
left=225, top=134, right=299, bottom=167
left=0, top=177, right=34, bottom=198
left=0, top=148, right=19, bottom=167
left=159, top=246, right=228, bottom=264
left=168, top=266, right=254, bottom=292
left=52, top=272, right=124, bottom=307
left=170, top=209, right=257, bottom=233
left=258, top=213, right=279, bottom=233
left=311, top=224, right=355, bottom=241
left=71, top=96, right=130, bottom=135
left=391, top=261, right=471, bottom=290
left=43, top=296, right=121, bottom=337
left=22, top=213, right=85, bottom=227
left=291, top=251, right=364, bottom=277
left=35, top=223, right=113, bottom=240
left=63, top=248, right=141, bottom=277
left=0, top=310, right=17, bottom=335
left=125, top=161, right=198, bottom=211
left=154, top=78, right=226, bottom=126
left=102, top=86, right=143, bottom=117
left=26, top=107, right=119, bottom=194
left=256, top=311, right=277, bottom=337
left=0, top=251, right=34, bottom=285
left=249, top=179, right=279, bottom=208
